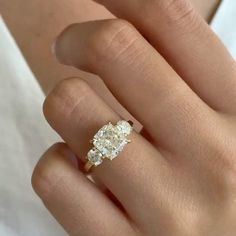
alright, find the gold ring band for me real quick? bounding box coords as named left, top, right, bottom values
left=84, top=160, right=94, bottom=172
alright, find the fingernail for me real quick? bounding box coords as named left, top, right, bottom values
left=51, top=36, right=64, bottom=63
left=51, top=39, right=56, bottom=56
left=51, top=28, right=73, bottom=65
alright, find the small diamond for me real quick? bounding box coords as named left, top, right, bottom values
left=116, top=121, right=133, bottom=136
left=87, top=148, right=103, bottom=166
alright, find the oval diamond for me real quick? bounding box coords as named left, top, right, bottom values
left=87, top=148, right=103, bottom=166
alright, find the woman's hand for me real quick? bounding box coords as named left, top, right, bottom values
left=32, top=0, right=236, bottom=235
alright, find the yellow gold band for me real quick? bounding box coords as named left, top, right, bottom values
left=84, top=160, right=94, bottom=172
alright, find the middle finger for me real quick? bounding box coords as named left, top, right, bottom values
left=55, top=19, right=216, bottom=152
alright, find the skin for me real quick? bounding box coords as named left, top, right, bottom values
left=0, top=0, right=222, bottom=130
left=194, top=0, right=221, bottom=21
left=0, top=0, right=220, bottom=94
left=0, top=0, right=112, bottom=93
left=29, top=0, right=236, bottom=235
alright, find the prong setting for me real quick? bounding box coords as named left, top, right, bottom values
left=85, top=120, right=133, bottom=168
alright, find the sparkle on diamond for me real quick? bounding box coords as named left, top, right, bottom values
left=87, top=148, right=103, bottom=166
left=117, top=120, right=133, bottom=136
left=93, top=121, right=132, bottom=160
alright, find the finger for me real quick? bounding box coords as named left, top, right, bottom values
left=93, top=0, right=236, bottom=114
left=43, top=78, right=174, bottom=229
left=32, top=143, right=136, bottom=236
left=54, top=20, right=216, bottom=151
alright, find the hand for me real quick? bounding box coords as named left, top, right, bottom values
left=32, top=0, right=236, bottom=235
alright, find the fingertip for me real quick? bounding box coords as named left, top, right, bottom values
left=52, top=32, right=66, bottom=65
left=31, top=143, right=77, bottom=200
left=52, top=24, right=79, bottom=66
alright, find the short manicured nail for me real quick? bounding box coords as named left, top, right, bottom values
left=51, top=39, right=56, bottom=56
left=51, top=35, right=65, bottom=64
left=51, top=26, right=76, bottom=66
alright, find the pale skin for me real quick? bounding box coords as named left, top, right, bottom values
left=0, top=0, right=223, bottom=136
left=4, top=0, right=236, bottom=235
left=0, top=0, right=221, bottom=93
left=25, top=0, right=236, bottom=235
left=0, top=0, right=222, bottom=121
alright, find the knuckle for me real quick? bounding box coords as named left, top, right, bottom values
left=209, top=137, right=236, bottom=191
left=52, top=78, right=90, bottom=100
left=145, top=0, right=199, bottom=30
left=87, top=19, right=138, bottom=65
left=222, top=154, right=236, bottom=186
left=43, top=78, right=90, bottom=122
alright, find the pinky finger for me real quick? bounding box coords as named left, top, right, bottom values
left=31, top=143, right=136, bottom=236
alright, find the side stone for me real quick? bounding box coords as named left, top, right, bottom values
left=87, top=148, right=103, bottom=166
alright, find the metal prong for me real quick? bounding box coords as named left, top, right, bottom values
left=128, top=120, right=134, bottom=127
left=84, top=160, right=94, bottom=172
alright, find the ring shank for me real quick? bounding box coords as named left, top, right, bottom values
left=84, top=160, right=94, bottom=172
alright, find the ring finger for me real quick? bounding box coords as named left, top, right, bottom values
left=43, top=78, right=174, bottom=228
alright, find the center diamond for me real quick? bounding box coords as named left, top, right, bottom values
left=93, top=122, right=131, bottom=160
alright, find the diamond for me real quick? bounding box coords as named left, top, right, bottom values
left=87, top=148, right=103, bottom=166
left=93, top=121, right=131, bottom=160
left=116, top=120, right=133, bottom=136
